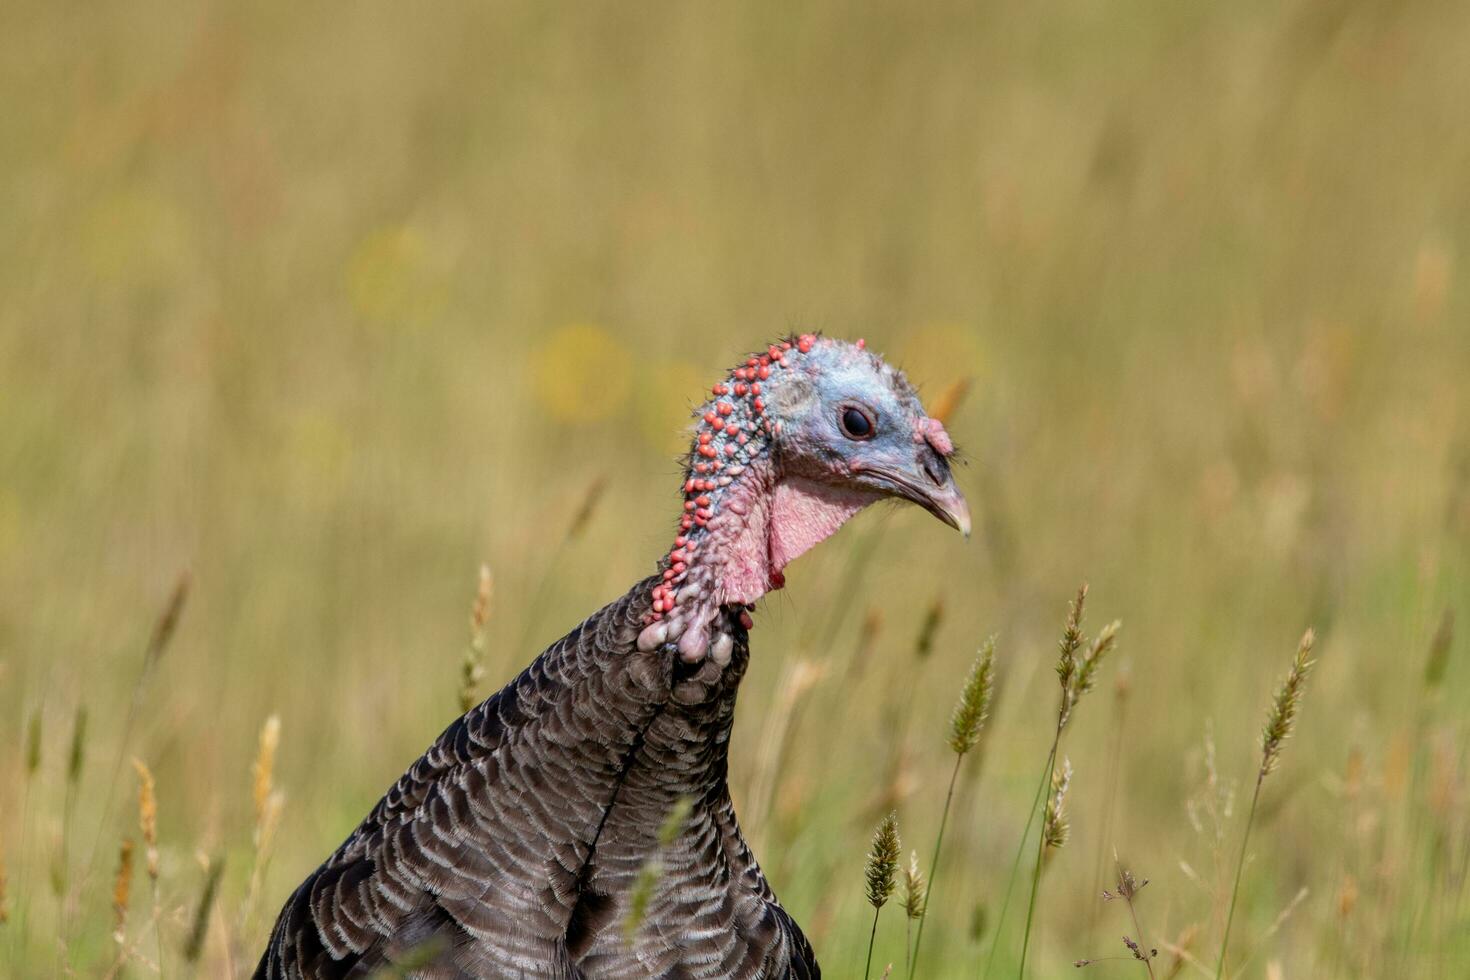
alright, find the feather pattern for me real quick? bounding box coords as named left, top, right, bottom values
left=254, top=575, right=819, bottom=979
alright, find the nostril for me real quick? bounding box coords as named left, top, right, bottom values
left=921, top=454, right=947, bottom=488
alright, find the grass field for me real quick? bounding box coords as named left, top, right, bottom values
left=3, top=1, right=1469, bottom=976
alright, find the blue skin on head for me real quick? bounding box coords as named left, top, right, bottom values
left=643, top=335, right=969, bottom=661
left=764, top=339, right=968, bottom=534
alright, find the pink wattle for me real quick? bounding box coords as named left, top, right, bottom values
left=704, top=471, right=874, bottom=609
left=768, top=476, right=874, bottom=576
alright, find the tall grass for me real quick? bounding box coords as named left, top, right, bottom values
left=910, top=637, right=995, bottom=975
left=1215, top=630, right=1318, bottom=980
left=3, top=1, right=1470, bottom=975
left=1013, top=587, right=1119, bottom=978
left=0, top=560, right=1454, bottom=977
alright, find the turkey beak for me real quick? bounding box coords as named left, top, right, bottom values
left=915, top=478, right=971, bottom=539
left=866, top=458, right=972, bottom=538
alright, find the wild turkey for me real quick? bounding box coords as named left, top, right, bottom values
left=255, top=334, right=969, bottom=979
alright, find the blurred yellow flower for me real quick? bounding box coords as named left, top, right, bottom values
left=345, top=225, right=446, bottom=326
left=531, top=324, right=634, bottom=425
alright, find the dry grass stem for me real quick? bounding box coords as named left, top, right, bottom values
left=929, top=377, right=972, bottom=426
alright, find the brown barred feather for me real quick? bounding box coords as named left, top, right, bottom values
left=254, top=576, right=818, bottom=979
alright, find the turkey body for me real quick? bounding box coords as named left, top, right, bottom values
left=254, top=576, right=819, bottom=979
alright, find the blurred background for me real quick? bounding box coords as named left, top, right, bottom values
left=3, top=1, right=1469, bottom=976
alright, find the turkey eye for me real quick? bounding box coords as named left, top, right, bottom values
left=839, top=406, right=874, bottom=439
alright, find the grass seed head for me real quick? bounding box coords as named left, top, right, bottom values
left=1122, top=934, right=1156, bottom=963
left=25, top=709, right=41, bottom=777
left=901, top=850, right=927, bottom=920
left=252, top=714, right=281, bottom=824
left=657, top=796, right=694, bottom=848
left=865, top=812, right=901, bottom=909
left=1260, top=629, right=1317, bottom=780
left=850, top=607, right=885, bottom=680
left=1049, top=579, right=1121, bottom=731
left=1423, top=609, right=1454, bottom=690
left=112, top=838, right=134, bottom=942
left=1105, top=864, right=1148, bottom=902
left=929, top=377, right=972, bottom=426
left=623, top=861, right=660, bottom=941
left=915, top=598, right=945, bottom=660
left=145, top=571, right=191, bottom=673
left=470, top=562, right=494, bottom=634
left=1043, top=757, right=1073, bottom=852
left=1074, top=619, right=1122, bottom=701
left=949, top=636, right=997, bottom=755
left=67, top=704, right=89, bottom=786
left=184, top=856, right=224, bottom=963
left=566, top=475, right=609, bottom=541
left=132, top=758, right=159, bottom=880
left=624, top=797, right=691, bottom=941
left=1337, top=873, right=1358, bottom=919
left=252, top=715, right=286, bottom=857
left=1055, top=584, right=1089, bottom=696
left=460, top=564, right=494, bottom=712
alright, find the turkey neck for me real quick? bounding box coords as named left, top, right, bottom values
left=638, top=449, right=875, bottom=663
left=637, top=455, right=775, bottom=662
